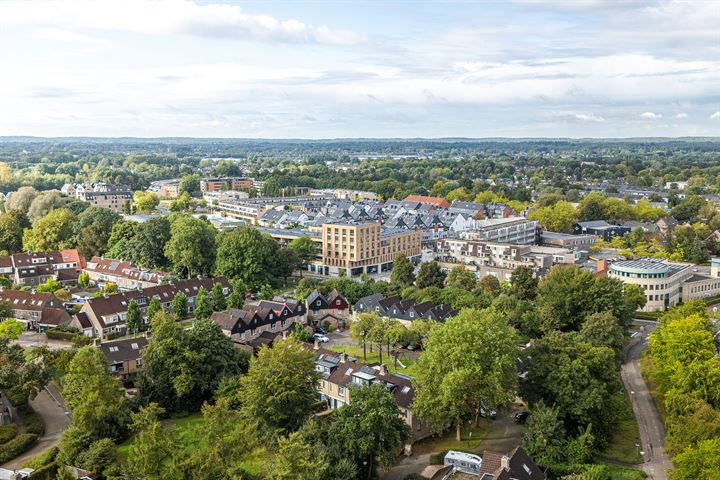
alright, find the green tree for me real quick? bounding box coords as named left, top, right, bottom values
left=350, top=312, right=380, bottom=362
left=670, top=437, right=720, bottom=480
left=390, top=253, right=415, bottom=286
left=214, top=226, right=279, bottom=289
left=73, top=206, right=121, bottom=257
left=269, top=431, right=329, bottom=480
left=77, top=271, right=90, bottom=288
left=126, top=299, right=142, bottom=334
left=291, top=322, right=311, bottom=342
left=178, top=174, right=201, bottom=196
left=478, top=274, right=501, bottom=297
left=61, top=346, right=126, bottom=441
left=522, top=401, right=566, bottom=469
left=211, top=282, right=227, bottom=311
left=76, top=438, right=118, bottom=478
left=165, top=215, right=216, bottom=278
left=127, top=217, right=171, bottom=269
left=0, top=211, right=25, bottom=254
left=133, top=191, right=160, bottom=213
left=240, top=338, right=320, bottom=434
left=413, top=309, right=519, bottom=441
left=227, top=279, right=246, bottom=309
left=415, top=261, right=446, bottom=289
left=126, top=403, right=179, bottom=480
left=6, top=186, right=37, bottom=213
left=22, top=208, right=76, bottom=252
left=528, top=201, right=577, bottom=233
left=169, top=191, right=192, bottom=212
left=171, top=292, right=188, bottom=319
left=288, top=236, right=318, bottom=275
left=146, top=296, right=161, bottom=321
left=194, top=287, right=212, bottom=320
left=0, top=318, right=23, bottom=339
left=328, top=384, right=409, bottom=480
left=445, top=265, right=476, bottom=291
left=37, top=277, right=62, bottom=293
left=509, top=265, right=538, bottom=300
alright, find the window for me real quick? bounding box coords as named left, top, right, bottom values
left=338, top=386, right=345, bottom=396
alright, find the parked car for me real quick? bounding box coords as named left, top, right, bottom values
left=480, top=403, right=497, bottom=420
left=315, top=326, right=328, bottom=335
left=514, top=411, right=530, bottom=424
left=313, top=333, right=330, bottom=343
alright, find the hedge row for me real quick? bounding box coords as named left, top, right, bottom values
left=45, top=330, right=80, bottom=341
left=23, top=410, right=46, bottom=436
left=0, top=423, right=18, bottom=443
left=0, top=433, right=39, bottom=463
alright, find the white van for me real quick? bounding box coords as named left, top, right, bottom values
left=444, top=450, right=482, bottom=475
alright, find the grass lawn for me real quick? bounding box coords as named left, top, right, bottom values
left=118, top=412, right=207, bottom=463
left=596, top=392, right=642, bottom=464
left=414, top=422, right=490, bottom=461
left=328, top=344, right=419, bottom=376
left=639, top=350, right=666, bottom=423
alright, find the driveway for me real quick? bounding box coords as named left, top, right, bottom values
left=1, top=384, right=71, bottom=469
left=326, top=328, right=355, bottom=347
left=622, top=323, right=672, bottom=480
left=477, top=411, right=525, bottom=454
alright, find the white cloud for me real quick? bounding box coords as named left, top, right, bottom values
left=640, top=112, right=663, bottom=119
left=575, top=114, right=605, bottom=123
left=675, top=112, right=688, bottom=119
left=0, top=0, right=364, bottom=46
left=711, top=112, right=720, bottom=120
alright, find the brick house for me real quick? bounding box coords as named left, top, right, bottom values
left=75, top=277, right=230, bottom=340
left=84, top=257, right=166, bottom=291
left=314, top=346, right=432, bottom=444
left=0, top=289, right=71, bottom=331
left=0, top=250, right=84, bottom=286
left=99, top=337, right=149, bottom=377
left=305, top=289, right=349, bottom=329
left=211, top=297, right=306, bottom=346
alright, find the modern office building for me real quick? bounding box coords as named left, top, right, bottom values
left=608, top=259, right=694, bottom=311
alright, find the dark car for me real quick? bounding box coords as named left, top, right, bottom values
left=514, top=411, right=530, bottom=424
left=315, top=326, right=328, bottom=335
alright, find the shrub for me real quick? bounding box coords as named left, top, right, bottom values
left=23, top=410, right=46, bottom=435
left=23, top=446, right=59, bottom=469
left=0, top=424, right=18, bottom=443
left=430, top=450, right=449, bottom=465
left=0, top=433, right=39, bottom=463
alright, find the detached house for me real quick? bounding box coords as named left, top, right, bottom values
left=75, top=277, right=230, bottom=340
left=314, top=347, right=431, bottom=444
left=305, top=289, right=349, bottom=329
left=478, top=447, right=546, bottom=480
left=0, top=289, right=71, bottom=331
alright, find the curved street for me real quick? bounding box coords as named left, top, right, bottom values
left=1, top=384, right=71, bottom=470
left=622, top=323, right=672, bottom=480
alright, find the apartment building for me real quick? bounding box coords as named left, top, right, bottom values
left=148, top=179, right=181, bottom=198
left=70, top=183, right=132, bottom=213
left=460, top=217, right=539, bottom=245
left=85, top=257, right=166, bottom=291
left=318, top=222, right=421, bottom=277
left=314, top=347, right=431, bottom=444
left=201, top=177, right=254, bottom=193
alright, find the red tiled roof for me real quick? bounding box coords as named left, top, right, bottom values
left=403, top=195, right=450, bottom=209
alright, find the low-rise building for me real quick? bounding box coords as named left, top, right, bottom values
left=306, top=289, right=349, bottom=329
left=314, top=347, right=431, bottom=443
left=353, top=293, right=458, bottom=327
left=99, top=337, right=149, bottom=377
left=84, top=257, right=166, bottom=291
left=608, top=259, right=693, bottom=311
left=478, top=447, right=546, bottom=480
left=573, top=220, right=631, bottom=241
left=460, top=217, right=539, bottom=245
left=0, top=249, right=83, bottom=286
left=0, top=289, right=70, bottom=331
left=211, top=298, right=306, bottom=348
left=76, top=277, right=230, bottom=339
left=148, top=179, right=181, bottom=198
left=541, top=231, right=598, bottom=249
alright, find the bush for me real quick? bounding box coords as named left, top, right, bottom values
left=23, top=410, right=46, bottom=436
left=430, top=450, right=449, bottom=465
left=0, top=433, right=39, bottom=463
left=28, top=462, right=59, bottom=480
left=23, top=446, right=59, bottom=469
left=0, top=423, right=18, bottom=443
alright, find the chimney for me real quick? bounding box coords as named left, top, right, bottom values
left=596, top=259, right=608, bottom=277
left=314, top=339, right=320, bottom=350
left=500, top=455, right=510, bottom=470
left=282, top=330, right=288, bottom=340
left=377, top=364, right=387, bottom=375
left=339, top=352, right=347, bottom=363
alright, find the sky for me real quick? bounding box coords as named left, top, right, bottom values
left=0, top=0, right=719, bottom=138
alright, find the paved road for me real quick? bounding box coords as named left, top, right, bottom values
left=13, top=331, right=74, bottom=351
left=1, top=384, right=71, bottom=469
left=477, top=411, right=525, bottom=454
left=622, top=324, right=672, bottom=480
